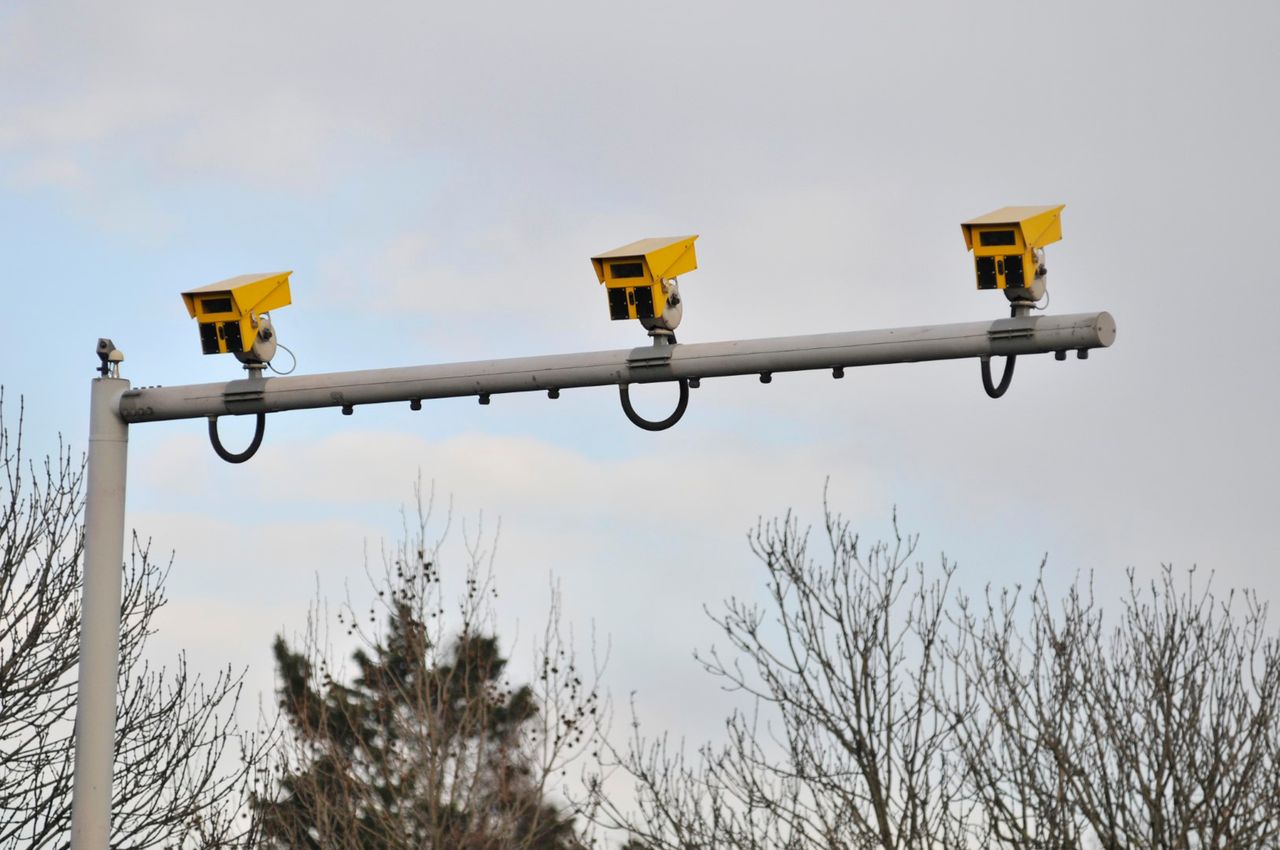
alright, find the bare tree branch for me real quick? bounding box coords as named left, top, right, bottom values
left=0, top=390, right=268, bottom=850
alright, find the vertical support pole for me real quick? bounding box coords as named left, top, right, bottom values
left=69, top=376, right=130, bottom=850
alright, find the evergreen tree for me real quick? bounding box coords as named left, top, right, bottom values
left=253, top=508, right=597, bottom=850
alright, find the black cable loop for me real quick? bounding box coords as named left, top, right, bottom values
left=981, top=355, right=1017, bottom=399
left=208, top=413, right=266, bottom=463
left=619, top=379, right=690, bottom=431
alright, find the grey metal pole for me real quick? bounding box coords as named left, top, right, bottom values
left=69, top=376, right=131, bottom=850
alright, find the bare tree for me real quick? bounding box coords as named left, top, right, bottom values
left=947, top=575, right=1093, bottom=849
left=592, top=500, right=1280, bottom=850
left=0, top=392, right=267, bottom=849
left=954, top=567, right=1280, bottom=850
left=253, top=486, right=602, bottom=850
left=590, top=504, right=970, bottom=850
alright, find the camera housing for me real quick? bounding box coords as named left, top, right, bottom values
left=962, top=206, right=1063, bottom=301
left=591, top=236, right=698, bottom=331
left=181, top=272, right=292, bottom=358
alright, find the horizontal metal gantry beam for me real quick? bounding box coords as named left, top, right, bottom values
left=116, top=311, right=1116, bottom=423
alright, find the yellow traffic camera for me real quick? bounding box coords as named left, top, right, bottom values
left=591, top=236, right=698, bottom=332
left=181, top=271, right=292, bottom=361
left=962, top=206, right=1064, bottom=300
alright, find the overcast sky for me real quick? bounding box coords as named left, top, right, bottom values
left=3, top=0, right=1279, bottom=789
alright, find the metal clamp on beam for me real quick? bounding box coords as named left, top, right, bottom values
left=626, top=339, right=676, bottom=366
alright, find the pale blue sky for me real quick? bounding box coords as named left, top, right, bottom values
left=3, top=0, right=1278, bottom=754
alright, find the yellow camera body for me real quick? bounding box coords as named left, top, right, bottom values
left=181, top=272, right=292, bottom=356
left=591, top=236, right=698, bottom=322
left=961, top=206, right=1063, bottom=293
